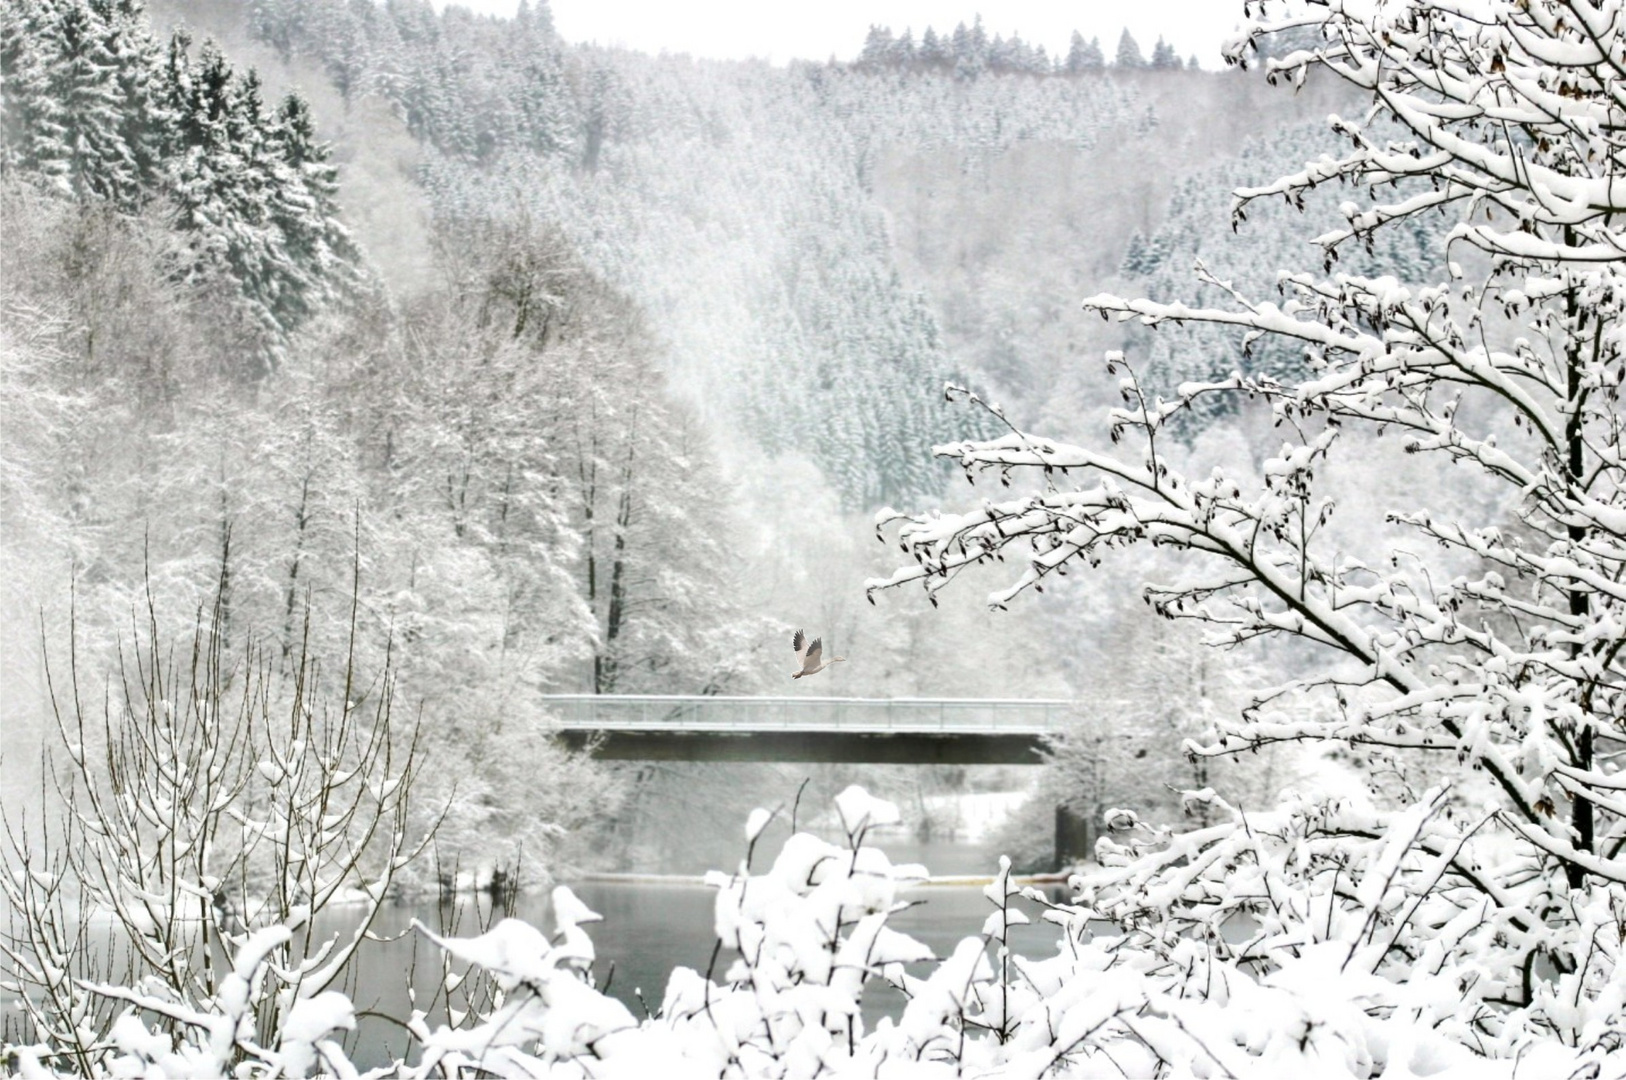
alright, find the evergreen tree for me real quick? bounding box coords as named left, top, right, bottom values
left=95, top=0, right=169, bottom=199
left=1150, top=36, right=1179, bottom=69
left=16, top=0, right=133, bottom=202
left=858, top=24, right=893, bottom=67
left=514, top=0, right=553, bottom=38
left=167, top=40, right=269, bottom=314
left=987, top=33, right=1011, bottom=72
left=889, top=28, right=915, bottom=66
left=1119, top=230, right=1149, bottom=276
left=968, top=15, right=987, bottom=59
left=1, top=0, right=54, bottom=180
left=1066, top=32, right=1105, bottom=73
left=1115, top=29, right=1146, bottom=68
left=245, top=0, right=572, bottom=163
left=265, top=92, right=358, bottom=328
left=517, top=53, right=573, bottom=157
left=1064, top=30, right=1085, bottom=73
left=150, top=29, right=360, bottom=361
left=918, top=26, right=946, bottom=66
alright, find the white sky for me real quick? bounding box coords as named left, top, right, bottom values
left=441, top=2, right=1248, bottom=67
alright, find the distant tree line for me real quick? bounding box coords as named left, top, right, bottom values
left=249, top=0, right=574, bottom=164
left=855, top=18, right=1197, bottom=77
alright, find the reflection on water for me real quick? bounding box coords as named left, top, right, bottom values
left=326, top=836, right=1074, bottom=1067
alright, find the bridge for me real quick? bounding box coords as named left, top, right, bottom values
left=544, top=695, right=1073, bottom=764
left=547, top=695, right=1092, bottom=867
left=547, top=695, right=1092, bottom=866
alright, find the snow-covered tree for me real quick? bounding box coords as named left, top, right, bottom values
left=2, top=0, right=362, bottom=362
left=857, top=24, right=893, bottom=68
left=262, top=92, right=360, bottom=331
left=0, top=0, right=174, bottom=207
left=1121, top=120, right=1448, bottom=429
left=414, top=210, right=749, bottom=695
left=1114, top=29, right=1146, bottom=69
left=918, top=26, right=946, bottom=67
left=1046, top=614, right=1281, bottom=845
left=0, top=580, right=425, bottom=1071
left=27, top=0, right=131, bottom=200
left=248, top=0, right=575, bottom=162
left=1064, top=30, right=1104, bottom=74
left=1150, top=36, right=1180, bottom=70
left=871, top=0, right=1626, bottom=1064
left=890, top=28, right=916, bottom=66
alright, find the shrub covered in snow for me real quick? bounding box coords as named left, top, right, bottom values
left=0, top=586, right=425, bottom=1076
left=7, top=787, right=1619, bottom=1077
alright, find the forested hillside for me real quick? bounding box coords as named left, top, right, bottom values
left=3, top=0, right=1385, bottom=875
left=228, top=0, right=1368, bottom=503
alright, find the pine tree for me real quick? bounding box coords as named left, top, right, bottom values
left=95, top=0, right=169, bottom=201
left=514, top=0, right=553, bottom=38
left=265, top=92, right=358, bottom=328
left=1150, top=36, right=1179, bottom=69
left=987, top=33, right=1011, bottom=72
left=1064, top=30, right=1087, bottom=73
left=517, top=53, right=573, bottom=157
left=316, top=0, right=367, bottom=104
left=919, top=26, right=946, bottom=67
left=1, top=0, right=52, bottom=180
left=889, top=28, right=915, bottom=66
left=28, top=0, right=134, bottom=201
left=858, top=24, right=893, bottom=68
left=1067, top=33, right=1105, bottom=73
left=158, top=34, right=358, bottom=362
left=1120, top=230, right=1149, bottom=276
left=1114, top=29, right=1145, bottom=69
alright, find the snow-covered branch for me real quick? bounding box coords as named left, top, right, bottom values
left=867, top=0, right=1626, bottom=1066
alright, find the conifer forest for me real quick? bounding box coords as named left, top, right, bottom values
left=1, top=1, right=1623, bottom=1076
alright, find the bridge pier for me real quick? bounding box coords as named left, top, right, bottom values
left=1054, top=803, right=1092, bottom=871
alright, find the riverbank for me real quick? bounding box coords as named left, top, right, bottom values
left=578, top=870, right=1074, bottom=888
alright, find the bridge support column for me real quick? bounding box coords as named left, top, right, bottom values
left=1054, top=803, right=1091, bottom=871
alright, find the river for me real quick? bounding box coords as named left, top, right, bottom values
left=328, top=836, right=1071, bottom=1068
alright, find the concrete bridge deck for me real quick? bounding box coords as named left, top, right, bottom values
left=544, top=695, right=1074, bottom=764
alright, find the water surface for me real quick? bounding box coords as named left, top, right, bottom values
left=331, top=837, right=1071, bottom=1067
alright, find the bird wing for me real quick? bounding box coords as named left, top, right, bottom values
left=792, top=629, right=806, bottom=658
left=800, top=638, right=823, bottom=673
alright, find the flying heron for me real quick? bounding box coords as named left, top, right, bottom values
left=791, top=629, right=846, bottom=679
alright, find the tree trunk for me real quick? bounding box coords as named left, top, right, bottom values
left=1564, top=263, right=1594, bottom=889
left=595, top=419, right=637, bottom=694
left=281, top=473, right=311, bottom=662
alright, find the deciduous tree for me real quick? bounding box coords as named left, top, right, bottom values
left=872, top=0, right=1626, bottom=1059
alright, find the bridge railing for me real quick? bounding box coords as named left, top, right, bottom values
left=539, top=695, right=1075, bottom=734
